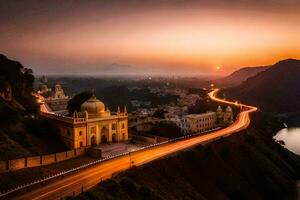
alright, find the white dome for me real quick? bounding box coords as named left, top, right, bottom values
left=226, top=106, right=232, bottom=112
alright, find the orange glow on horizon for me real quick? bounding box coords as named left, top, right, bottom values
left=1, top=4, right=300, bottom=75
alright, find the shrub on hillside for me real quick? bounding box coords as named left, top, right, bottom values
left=120, top=178, right=137, bottom=194
left=0, top=102, right=20, bottom=124
left=138, top=186, right=163, bottom=200
left=24, top=118, right=60, bottom=138
left=98, top=179, right=120, bottom=196
left=144, top=121, right=182, bottom=139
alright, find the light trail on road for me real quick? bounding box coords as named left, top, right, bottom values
left=13, top=89, right=257, bottom=200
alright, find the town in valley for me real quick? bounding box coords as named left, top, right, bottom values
left=1, top=1, right=300, bottom=200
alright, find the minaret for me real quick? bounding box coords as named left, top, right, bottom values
left=124, top=106, right=127, bottom=115
left=117, top=106, right=120, bottom=115
left=84, top=110, right=88, bottom=121
left=73, top=110, right=78, bottom=122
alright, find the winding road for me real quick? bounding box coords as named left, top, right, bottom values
left=13, top=89, right=257, bottom=200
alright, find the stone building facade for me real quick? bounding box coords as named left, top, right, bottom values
left=44, top=84, right=69, bottom=112
left=177, top=105, right=233, bottom=134
left=38, top=83, right=70, bottom=112
left=40, top=94, right=128, bottom=149
left=178, top=111, right=217, bottom=134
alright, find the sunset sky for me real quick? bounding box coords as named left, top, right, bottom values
left=1, top=0, right=300, bottom=76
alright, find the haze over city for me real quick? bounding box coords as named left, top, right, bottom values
left=2, top=1, right=300, bottom=200
left=1, top=0, right=300, bottom=75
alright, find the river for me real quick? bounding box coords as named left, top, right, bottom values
left=274, top=127, right=300, bottom=199
left=273, top=127, right=300, bottom=156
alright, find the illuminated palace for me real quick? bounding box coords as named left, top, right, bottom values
left=39, top=86, right=128, bottom=149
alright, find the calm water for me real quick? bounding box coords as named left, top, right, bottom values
left=274, top=127, right=300, bottom=156
left=274, top=128, right=300, bottom=199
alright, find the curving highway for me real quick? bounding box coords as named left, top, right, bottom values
left=13, top=89, right=257, bottom=200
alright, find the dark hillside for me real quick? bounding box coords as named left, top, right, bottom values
left=72, top=112, right=300, bottom=200
left=0, top=54, right=36, bottom=113
left=0, top=55, right=67, bottom=160
left=225, top=59, right=300, bottom=112
left=214, top=66, right=269, bottom=88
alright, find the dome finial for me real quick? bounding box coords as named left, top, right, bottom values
left=91, top=88, right=96, bottom=99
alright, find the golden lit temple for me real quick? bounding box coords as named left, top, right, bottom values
left=39, top=87, right=128, bottom=149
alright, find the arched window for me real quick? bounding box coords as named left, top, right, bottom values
left=112, top=123, right=116, bottom=130
left=91, top=136, right=97, bottom=146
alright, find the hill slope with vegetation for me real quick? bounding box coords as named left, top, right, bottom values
left=225, top=59, right=300, bottom=112
left=0, top=54, right=66, bottom=160
left=214, top=66, right=269, bottom=88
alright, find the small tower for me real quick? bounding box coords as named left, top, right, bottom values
left=40, top=75, right=48, bottom=84
left=224, top=106, right=233, bottom=123
left=216, top=105, right=223, bottom=123
left=216, top=105, right=223, bottom=117
left=53, top=84, right=67, bottom=99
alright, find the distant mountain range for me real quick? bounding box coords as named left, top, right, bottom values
left=225, top=59, right=300, bottom=112
left=98, top=63, right=135, bottom=75
left=214, top=66, right=269, bottom=88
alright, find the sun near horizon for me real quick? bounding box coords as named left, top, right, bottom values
left=1, top=1, right=300, bottom=76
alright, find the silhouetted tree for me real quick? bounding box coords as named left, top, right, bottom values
left=145, top=121, right=182, bottom=139
left=0, top=54, right=36, bottom=113
left=67, top=91, right=93, bottom=114
left=152, top=109, right=167, bottom=119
